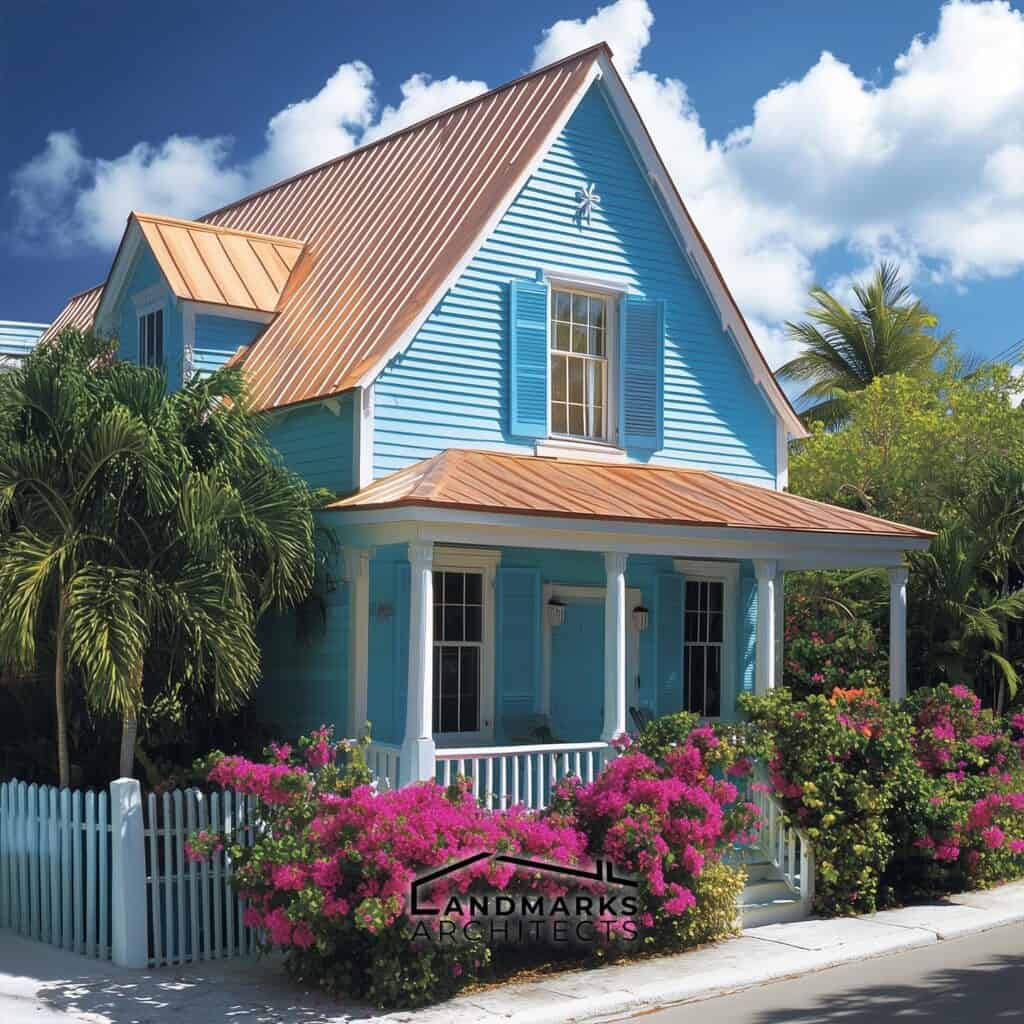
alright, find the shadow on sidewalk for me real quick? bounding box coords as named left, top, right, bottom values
left=750, top=952, right=1024, bottom=1023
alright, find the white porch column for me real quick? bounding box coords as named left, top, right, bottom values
left=400, top=541, right=436, bottom=785
left=602, top=552, right=628, bottom=741
left=754, top=559, right=777, bottom=695
left=344, top=548, right=370, bottom=738
left=888, top=566, right=909, bottom=703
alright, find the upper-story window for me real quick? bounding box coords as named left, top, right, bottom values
left=550, top=288, right=612, bottom=440
left=139, top=309, right=163, bottom=368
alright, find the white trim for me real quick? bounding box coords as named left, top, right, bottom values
left=354, top=61, right=603, bottom=391
left=888, top=566, right=909, bottom=703
left=590, top=52, right=806, bottom=440
left=332, top=506, right=930, bottom=567
left=673, top=559, right=737, bottom=719
left=754, top=559, right=778, bottom=694
left=534, top=437, right=628, bottom=462
left=548, top=280, right=619, bottom=445
left=343, top=548, right=371, bottom=735
left=776, top=421, right=790, bottom=491
left=542, top=267, right=637, bottom=296
left=95, top=221, right=144, bottom=334
left=182, top=304, right=196, bottom=379
left=540, top=583, right=640, bottom=721
left=431, top=547, right=501, bottom=747
left=180, top=300, right=275, bottom=324
left=354, top=385, right=375, bottom=489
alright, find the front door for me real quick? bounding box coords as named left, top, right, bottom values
left=550, top=601, right=605, bottom=742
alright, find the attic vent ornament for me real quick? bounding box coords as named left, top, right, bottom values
left=575, top=183, right=601, bottom=225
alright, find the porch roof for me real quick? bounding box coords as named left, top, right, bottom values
left=328, top=449, right=932, bottom=540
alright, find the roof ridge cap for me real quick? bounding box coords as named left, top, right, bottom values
left=197, top=43, right=610, bottom=225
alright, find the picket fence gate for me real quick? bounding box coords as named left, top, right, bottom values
left=0, top=777, right=257, bottom=968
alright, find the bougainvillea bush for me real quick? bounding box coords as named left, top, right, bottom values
left=740, top=688, right=932, bottom=914
left=186, top=723, right=758, bottom=1008
left=904, top=685, right=1024, bottom=892
left=742, top=684, right=1024, bottom=915
left=782, top=593, right=886, bottom=698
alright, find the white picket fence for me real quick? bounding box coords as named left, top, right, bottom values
left=0, top=777, right=257, bottom=968
left=0, top=780, right=111, bottom=958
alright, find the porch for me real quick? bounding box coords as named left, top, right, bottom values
left=328, top=450, right=932, bottom=809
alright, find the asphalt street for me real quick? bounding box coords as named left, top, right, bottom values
left=639, top=921, right=1024, bottom=1023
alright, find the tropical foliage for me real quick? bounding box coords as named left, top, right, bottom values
left=0, top=329, right=316, bottom=784
left=778, top=262, right=949, bottom=428
left=186, top=721, right=755, bottom=1008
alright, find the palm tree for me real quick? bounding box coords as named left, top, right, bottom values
left=778, top=262, right=950, bottom=428
left=0, top=330, right=150, bottom=786
left=0, top=331, right=316, bottom=782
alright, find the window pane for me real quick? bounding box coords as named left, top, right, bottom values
left=708, top=582, right=723, bottom=612
left=586, top=360, right=604, bottom=406
left=571, top=325, right=587, bottom=353
left=433, top=573, right=443, bottom=602
left=464, top=605, right=482, bottom=643
left=589, top=327, right=604, bottom=356
left=708, top=612, right=723, bottom=644
left=444, top=571, right=464, bottom=605
left=686, top=581, right=699, bottom=608
left=706, top=647, right=722, bottom=717
left=568, top=404, right=584, bottom=437
left=591, top=298, right=606, bottom=331
left=571, top=293, right=588, bottom=322
left=686, top=646, right=705, bottom=713
left=685, top=610, right=699, bottom=643
left=551, top=355, right=566, bottom=401
left=553, top=291, right=571, bottom=322
left=464, top=573, right=482, bottom=605
left=154, top=310, right=163, bottom=364
left=440, top=646, right=459, bottom=691
left=554, top=323, right=570, bottom=351
left=443, top=606, right=463, bottom=642
left=568, top=358, right=584, bottom=403
left=552, top=404, right=567, bottom=434
left=432, top=647, right=441, bottom=732
left=460, top=647, right=480, bottom=730
left=433, top=605, right=443, bottom=638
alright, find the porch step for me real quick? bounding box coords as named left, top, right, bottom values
left=738, top=875, right=808, bottom=929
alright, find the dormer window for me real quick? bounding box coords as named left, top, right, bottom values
left=139, top=309, right=163, bottom=368
left=549, top=288, right=611, bottom=440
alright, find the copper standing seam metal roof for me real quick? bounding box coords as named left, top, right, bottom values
left=39, top=284, right=104, bottom=344
left=43, top=44, right=801, bottom=428
left=329, top=449, right=934, bottom=539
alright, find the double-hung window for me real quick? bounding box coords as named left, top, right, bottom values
left=684, top=579, right=724, bottom=718
left=550, top=288, right=610, bottom=440
left=432, top=570, right=483, bottom=734
left=139, top=309, right=164, bottom=368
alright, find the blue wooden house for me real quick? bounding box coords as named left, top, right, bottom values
left=44, top=45, right=929, bottom=810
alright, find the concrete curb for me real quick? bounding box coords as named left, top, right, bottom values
left=405, top=879, right=1024, bottom=1024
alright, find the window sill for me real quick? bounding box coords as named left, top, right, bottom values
left=535, top=437, right=628, bottom=463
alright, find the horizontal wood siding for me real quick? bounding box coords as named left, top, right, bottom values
left=193, top=315, right=263, bottom=377
left=373, top=82, right=777, bottom=486
left=116, top=249, right=185, bottom=389
left=264, top=398, right=356, bottom=495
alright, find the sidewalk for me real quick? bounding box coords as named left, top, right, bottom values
left=3, top=880, right=1024, bottom=1024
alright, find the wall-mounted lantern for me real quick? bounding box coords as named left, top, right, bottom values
left=632, top=605, right=650, bottom=632
left=547, top=597, right=566, bottom=627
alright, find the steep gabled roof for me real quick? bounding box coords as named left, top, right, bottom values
left=42, top=44, right=805, bottom=435
left=330, top=449, right=933, bottom=540
left=39, top=284, right=103, bottom=343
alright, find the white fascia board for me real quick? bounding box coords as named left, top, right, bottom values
left=94, top=220, right=144, bottom=333
left=326, top=504, right=929, bottom=566
left=352, top=61, right=603, bottom=391
left=592, top=52, right=806, bottom=440
left=180, top=300, right=275, bottom=324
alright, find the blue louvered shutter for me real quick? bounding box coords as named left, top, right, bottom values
left=739, top=571, right=757, bottom=697
left=508, top=278, right=550, bottom=438
left=656, top=573, right=683, bottom=716
left=619, top=297, right=665, bottom=450
left=495, top=567, right=542, bottom=740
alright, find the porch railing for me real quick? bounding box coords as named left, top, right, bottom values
left=435, top=741, right=613, bottom=810
left=746, top=764, right=815, bottom=913
left=365, top=742, right=401, bottom=791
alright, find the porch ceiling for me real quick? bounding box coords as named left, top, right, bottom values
left=328, top=449, right=932, bottom=541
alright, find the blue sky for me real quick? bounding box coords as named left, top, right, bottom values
left=3, top=0, right=1023, bottom=366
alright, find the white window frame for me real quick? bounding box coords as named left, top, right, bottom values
left=431, top=547, right=500, bottom=747
left=545, top=277, right=621, bottom=448
left=673, top=560, right=739, bottom=721
left=539, top=583, right=641, bottom=725
left=134, top=290, right=165, bottom=370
